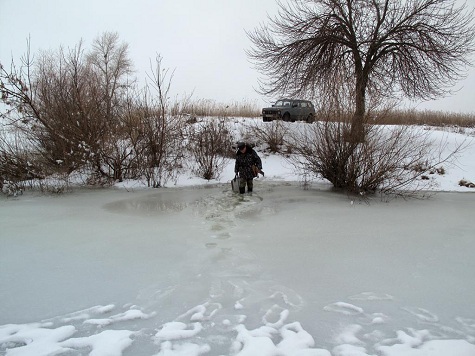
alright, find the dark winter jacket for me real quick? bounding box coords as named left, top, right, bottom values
left=234, top=144, right=262, bottom=180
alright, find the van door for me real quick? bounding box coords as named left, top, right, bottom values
left=296, top=101, right=306, bottom=121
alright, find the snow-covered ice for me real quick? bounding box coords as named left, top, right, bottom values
left=1, top=123, right=475, bottom=355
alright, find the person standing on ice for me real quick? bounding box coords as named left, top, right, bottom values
left=234, top=141, right=263, bottom=194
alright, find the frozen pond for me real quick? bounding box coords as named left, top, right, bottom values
left=1, top=183, right=475, bottom=355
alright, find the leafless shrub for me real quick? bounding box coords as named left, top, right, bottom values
left=411, top=161, right=446, bottom=176
left=247, top=120, right=289, bottom=153
left=96, top=135, right=139, bottom=182
left=285, top=118, right=466, bottom=197
left=234, top=122, right=256, bottom=148
left=32, top=45, right=101, bottom=174
left=0, top=124, right=77, bottom=195
left=0, top=127, right=49, bottom=193
left=0, top=33, right=138, bottom=186
left=459, top=179, right=475, bottom=188
left=31, top=33, right=136, bottom=182
left=186, top=118, right=234, bottom=180
left=26, top=174, right=71, bottom=194
left=132, top=55, right=187, bottom=188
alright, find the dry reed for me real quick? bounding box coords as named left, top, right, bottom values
left=181, top=99, right=261, bottom=118
left=181, top=100, right=475, bottom=128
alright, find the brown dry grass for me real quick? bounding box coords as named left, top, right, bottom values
left=184, top=100, right=475, bottom=127
left=369, top=109, right=475, bottom=127
left=181, top=99, right=261, bottom=118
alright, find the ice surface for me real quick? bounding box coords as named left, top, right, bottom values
left=1, top=183, right=475, bottom=355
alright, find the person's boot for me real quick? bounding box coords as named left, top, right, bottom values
left=239, top=187, right=245, bottom=194
left=247, top=187, right=253, bottom=194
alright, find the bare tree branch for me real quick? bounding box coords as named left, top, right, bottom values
left=247, top=0, right=475, bottom=139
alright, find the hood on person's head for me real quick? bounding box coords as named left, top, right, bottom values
left=237, top=142, right=245, bottom=150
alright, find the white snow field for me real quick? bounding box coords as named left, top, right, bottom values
left=1, top=122, right=475, bottom=355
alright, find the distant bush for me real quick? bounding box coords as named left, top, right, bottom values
left=459, top=179, right=475, bottom=188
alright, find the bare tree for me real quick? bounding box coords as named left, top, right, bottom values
left=247, top=0, right=475, bottom=141
left=88, top=32, right=134, bottom=124
left=85, top=32, right=138, bottom=180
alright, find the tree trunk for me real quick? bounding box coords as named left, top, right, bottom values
left=350, top=71, right=367, bottom=143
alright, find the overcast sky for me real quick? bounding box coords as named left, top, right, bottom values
left=1, top=0, right=474, bottom=113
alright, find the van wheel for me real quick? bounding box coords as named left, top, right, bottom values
left=283, top=113, right=290, bottom=122
left=306, top=114, right=314, bottom=123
